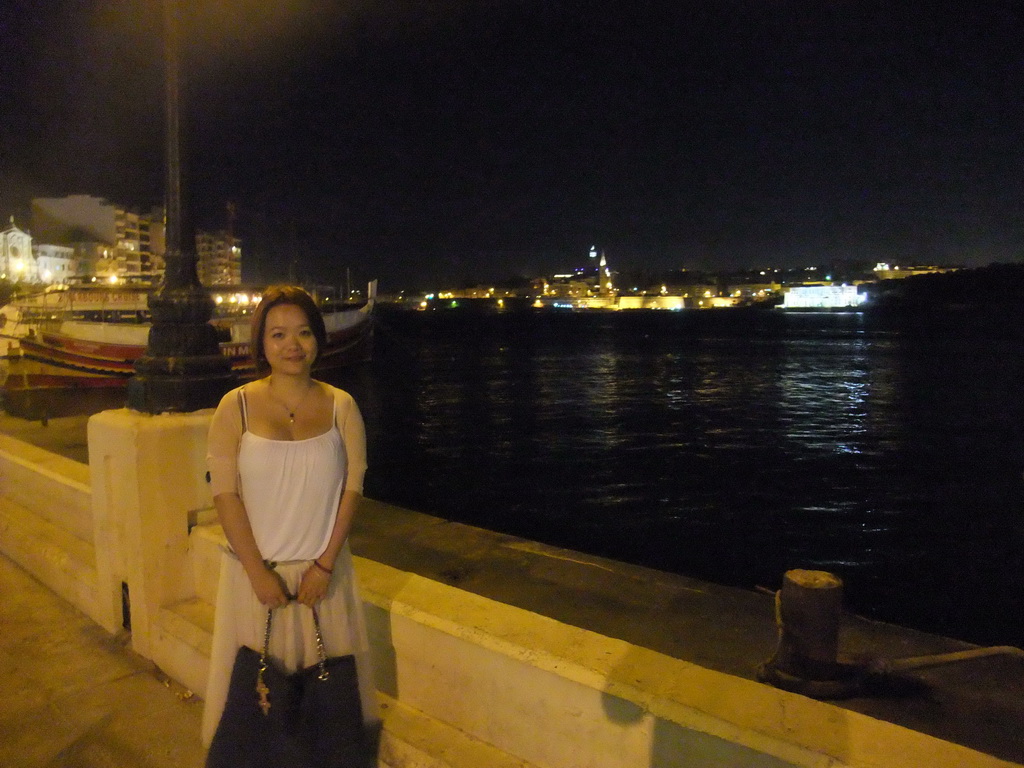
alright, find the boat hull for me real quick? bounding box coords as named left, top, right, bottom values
left=1, top=309, right=374, bottom=419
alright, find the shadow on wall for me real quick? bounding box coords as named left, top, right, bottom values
left=363, top=590, right=401, bottom=702
left=601, top=645, right=839, bottom=768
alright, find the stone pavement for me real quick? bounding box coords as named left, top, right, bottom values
left=0, top=553, right=206, bottom=768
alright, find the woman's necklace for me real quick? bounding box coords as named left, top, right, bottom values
left=269, top=380, right=314, bottom=424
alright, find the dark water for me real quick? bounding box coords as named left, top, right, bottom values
left=330, top=308, right=1024, bottom=647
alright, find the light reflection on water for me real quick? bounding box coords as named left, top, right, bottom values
left=335, top=309, right=1024, bottom=646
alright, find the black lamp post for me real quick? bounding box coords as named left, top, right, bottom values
left=128, top=0, right=236, bottom=413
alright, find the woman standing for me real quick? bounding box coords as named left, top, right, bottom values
left=201, top=285, right=377, bottom=758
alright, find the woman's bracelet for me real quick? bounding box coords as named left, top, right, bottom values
left=312, top=560, right=333, bottom=575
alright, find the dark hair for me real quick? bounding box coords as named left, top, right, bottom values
left=250, top=285, right=327, bottom=373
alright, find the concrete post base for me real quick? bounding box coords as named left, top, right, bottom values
left=88, top=407, right=214, bottom=659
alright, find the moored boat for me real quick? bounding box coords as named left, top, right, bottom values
left=0, top=282, right=375, bottom=418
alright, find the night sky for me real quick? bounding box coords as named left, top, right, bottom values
left=2, top=0, right=1022, bottom=289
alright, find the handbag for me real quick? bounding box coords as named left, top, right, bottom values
left=206, top=604, right=371, bottom=768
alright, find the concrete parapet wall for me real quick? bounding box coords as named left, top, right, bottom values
left=0, top=415, right=1019, bottom=768
left=0, top=434, right=92, bottom=541
left=354, top=558, right=1017, bottom=768
left=0, top=432, right=112, bottom=630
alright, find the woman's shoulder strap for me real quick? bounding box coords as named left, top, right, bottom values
left=236, top=386, right=249, bottom=432
left=321, top=381, right=339, bottom=429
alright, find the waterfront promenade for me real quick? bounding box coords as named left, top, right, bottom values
left=3, top=410, right=1024, bottom=767
left=0, top=551, right=206, bottom=767
left=0, top=411, right=203, bottom=767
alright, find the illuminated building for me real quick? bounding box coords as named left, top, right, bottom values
left=31, top=196, right=163, bottom=281
left=0, top=219, right=34, bottom=281
left=33, top=243, right=74, bottom=285
left=196, top=230, right=242, bottom=285
left=29, top=195, right=241, bottom=285
left=782, top=284, right=865, bottom=309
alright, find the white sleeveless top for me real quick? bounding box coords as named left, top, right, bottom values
left=236, top=391, right=347, bottom=561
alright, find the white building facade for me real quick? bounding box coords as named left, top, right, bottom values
left=33, top=243, right=75, bottom=284
left=0, top=221, right=35, bottom=282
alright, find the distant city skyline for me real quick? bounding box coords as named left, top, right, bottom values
left=2, top=1, right=1022, bottom=290
left=0, top=185, right=987, bottom=296
left=1, top=191, right=963, bottom=295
